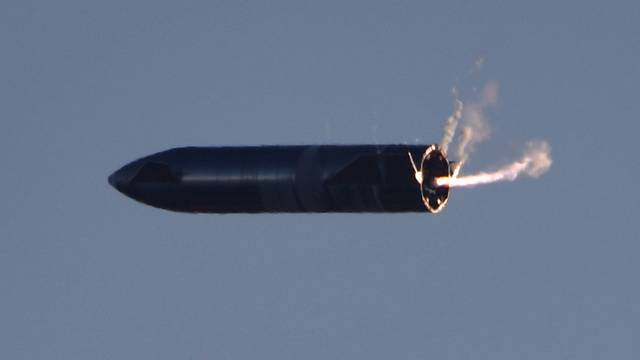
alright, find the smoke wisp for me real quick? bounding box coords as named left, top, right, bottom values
left=440, top=89, right=463, bottom=155
left=454, top=82, right=496, bottom=172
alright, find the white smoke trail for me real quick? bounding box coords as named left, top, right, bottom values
left=454, top=83, right=496, bottom=172
left=440, top=89, right=463, bottom=155
left=437, top=141, right=552, bottom=188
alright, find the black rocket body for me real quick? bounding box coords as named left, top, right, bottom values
left=109, top=144, right=451, bottom=213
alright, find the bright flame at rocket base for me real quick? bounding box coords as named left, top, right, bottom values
left=434, top=141, right=552, bottom=188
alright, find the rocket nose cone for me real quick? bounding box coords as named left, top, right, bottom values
left=108, top=169, right=127, bottom=194
left=108, top=172, right=116, bottom=187
left=109, top=158, right=178, bottom=199
left=108, top=164, right=138, bottom=197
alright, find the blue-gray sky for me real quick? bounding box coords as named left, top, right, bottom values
left=2, top=1, right=639, bottom=359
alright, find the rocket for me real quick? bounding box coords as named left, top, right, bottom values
left=108, top=144, right=452, bottom=214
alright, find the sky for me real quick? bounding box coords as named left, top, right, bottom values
left=1, top=1, right=639, bottom=359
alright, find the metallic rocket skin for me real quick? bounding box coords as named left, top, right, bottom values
left=109, top=144, right=451, bottom=213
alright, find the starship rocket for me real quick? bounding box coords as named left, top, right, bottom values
left=109, top=144, right=452, bottom=214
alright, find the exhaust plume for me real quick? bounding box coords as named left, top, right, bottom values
left=436, top=141, right=552, bottom=188
left=433, top=78, right=552, bottom=192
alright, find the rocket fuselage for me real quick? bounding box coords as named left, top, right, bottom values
left=108, top=145, right=451, bottom=213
